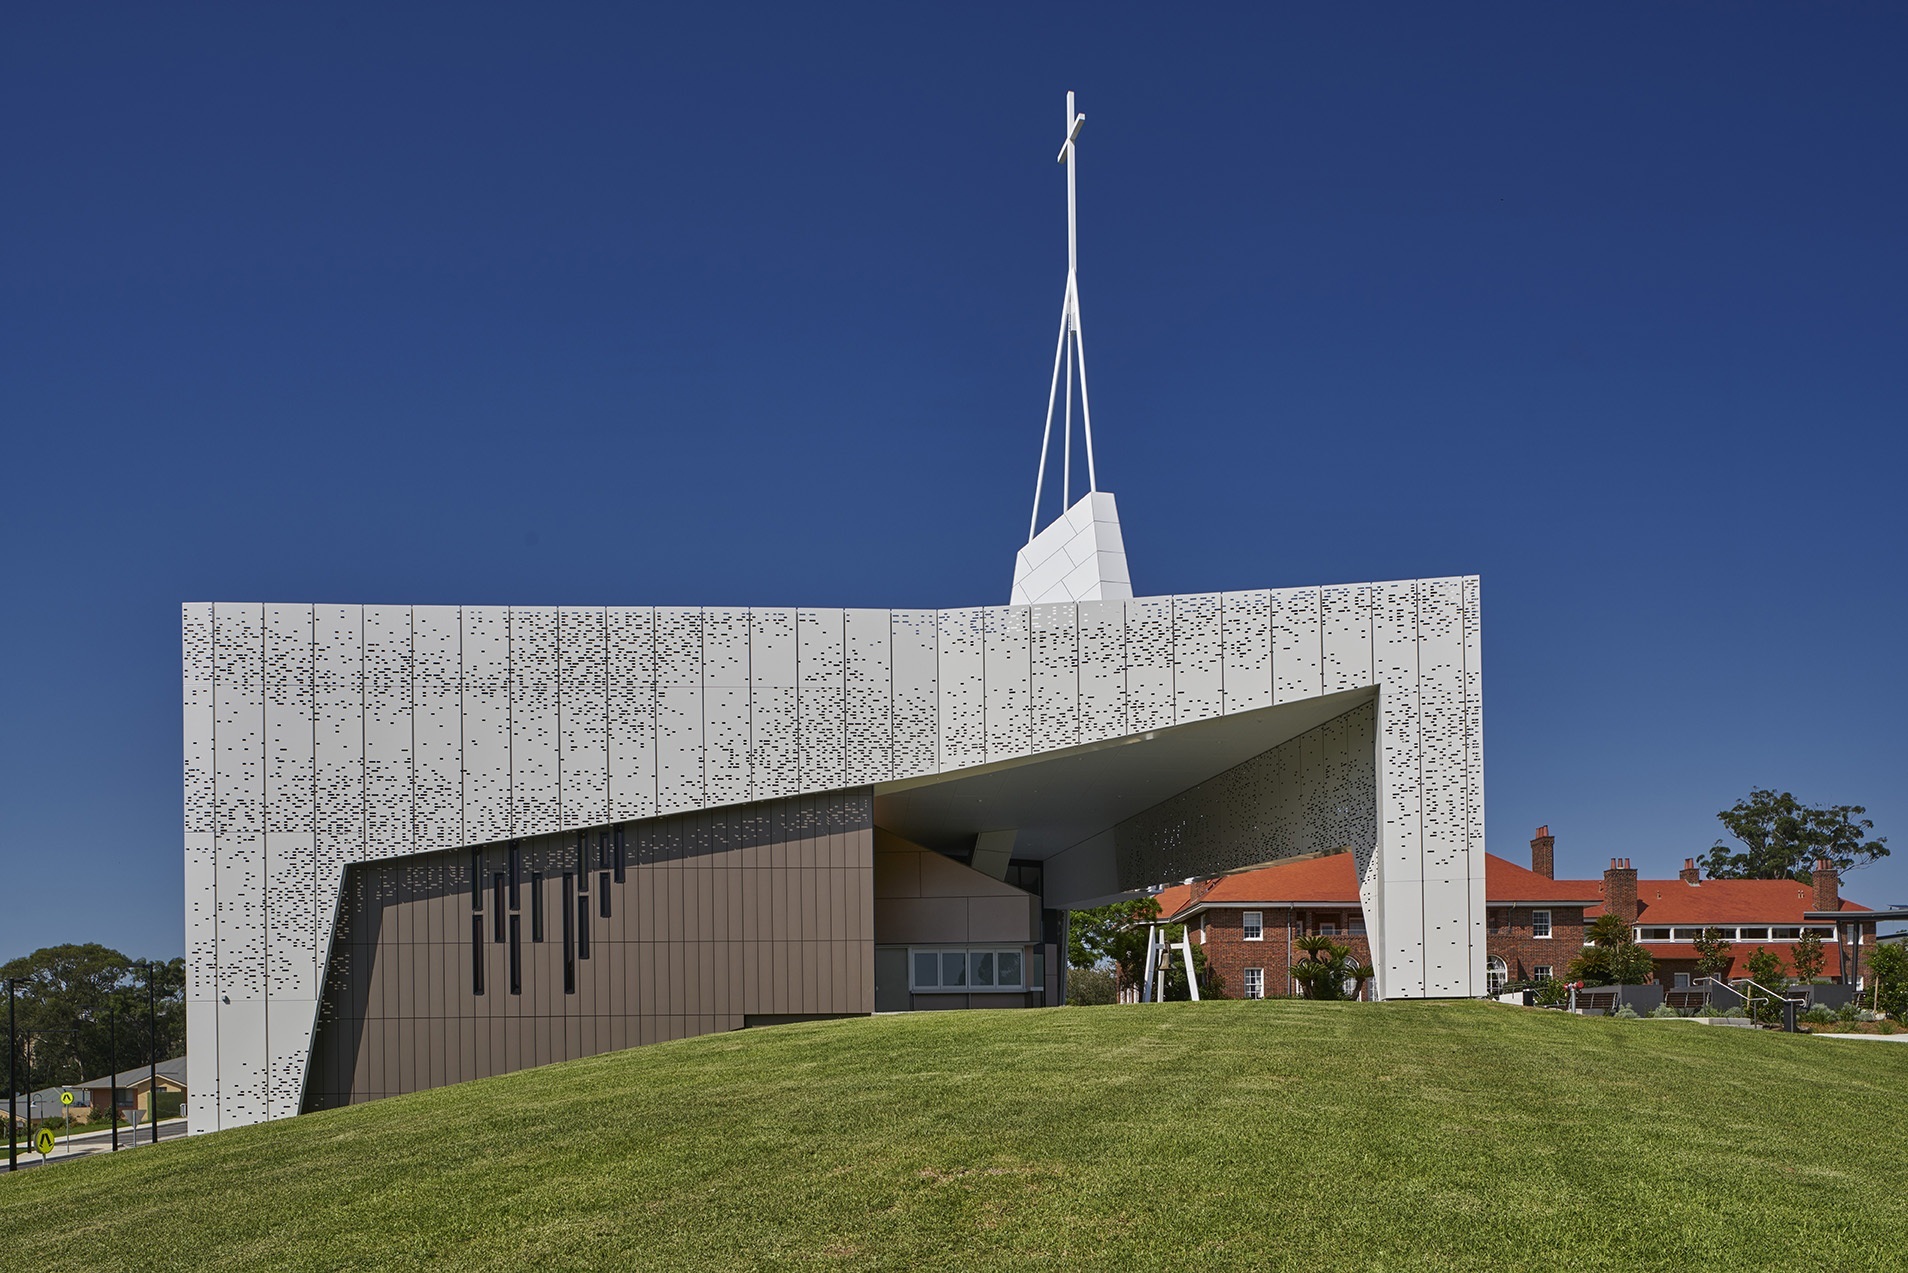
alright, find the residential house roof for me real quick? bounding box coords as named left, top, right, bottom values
left=1157, top=852, right=1601, bottom=920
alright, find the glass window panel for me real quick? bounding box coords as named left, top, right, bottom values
left=1738, top=928, right=1768, bottom=940
left=1532, top=910, right=1552, bottom=938
left=1242, top=911, right=1263, bottom=940
left=971, top=951, right=995, bottom=987
left=942, top=952, right=967, bottom=986
left=913, top=951, right=938, bottom=988
left=997, top=951, right=1022, bottom=987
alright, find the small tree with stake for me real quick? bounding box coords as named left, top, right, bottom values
left=1790, top=931, right=1825, bottom=985
left=1692, top=926, right=1735, bottom=984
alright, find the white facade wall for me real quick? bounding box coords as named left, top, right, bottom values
left=183, top=577, right=1484, bottom=1132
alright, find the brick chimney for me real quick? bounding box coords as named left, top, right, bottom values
left=1679, top=858, right=1701, bottom=884
left=1603, top=858, right=1639, bottom=924
left=1189, top=877, right=1217, bottom=907
left=1530, top=826, right=1555, bottom=880
left=1812, top=858, right=1840, bottom=912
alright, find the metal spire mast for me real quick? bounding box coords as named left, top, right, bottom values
left=1028, top=91, right=1099, bottom=542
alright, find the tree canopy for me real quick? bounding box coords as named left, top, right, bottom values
left=1568, top=914, right=1656, bottom=987
left=0, top=945, right=184, bottom=1094
left=1699, top=788, right=1888, bottom=881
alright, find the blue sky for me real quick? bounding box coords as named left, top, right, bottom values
left=4, top=4, right=1904, bottom=963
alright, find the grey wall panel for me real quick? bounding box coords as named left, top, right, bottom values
left=657, top=685, right=706, bottom=813
left=1076, top=599, right=1127, bottom=744
left=1321, top=583, right=1373, bottom=694
left=559, top=607, right=610, bottom=828
left=1415, top=578, right=1468, bottom=881
left=508, top=607, right=559, bottom=836
left=1371, top=580, right=1424, bottom=996
left=982, top=606, right=1032, bottom=762
left=1029, top=603, right=1078, bottom=753
left=1220, top=590, right=1272, bottom=714
left=748, top=608, right=798, bottom=800
left=263, top=602, right=318, bottom=1121
left=183, top=606, right=217, bottom=1132
left=212, top=602, right=266, bottom=1127
left=183, top=604, right=216, bottom=837
left=1271, top=586, right=1322, bottom=704
left=362, top=606, right=415, bottom=861
left=844, top=609, right=893, bottom=785
left=1462, top=576, right=1485, bottom=873
left=1123, top=597, right=1174, bottom=732
left=312, top=605, right=365, bottom=901
left=936, top=608, right=986, bottom=770
left=705, top=609, right=754, bottom=806
left=1172, top=592, right=1224, bottom=724
left=797, top=609, right=847, bottom=791
left=460, top=606, right=511, bottom=845
left=412, top=605, right=463, bottom=852
left=606, top=607, right=657, bottom=822
left=889, top=610, right=938, bottom=777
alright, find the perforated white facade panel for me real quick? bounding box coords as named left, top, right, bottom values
left=184, top=575, right=1484, bottom=1133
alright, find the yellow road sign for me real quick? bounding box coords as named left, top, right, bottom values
left=60, top=1091, right=74, bottom=1107
left=35, top=1127, right=56, bottom=1156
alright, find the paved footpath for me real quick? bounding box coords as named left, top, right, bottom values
left=6, top=1116, right=188, bottom=1171
left=1812, top=1032, right=1908, bottom=1043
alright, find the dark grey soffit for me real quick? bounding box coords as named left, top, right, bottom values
left=871, top=687, right=1377, bottom=859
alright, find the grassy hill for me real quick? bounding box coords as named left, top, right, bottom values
left=2, top=1001, right=1903, bottom=1271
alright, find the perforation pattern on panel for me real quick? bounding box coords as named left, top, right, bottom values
left=1271, top=586, right=1322, bottom=704
left=1372, top=579, right=1422, bottom=891
left=1171, top=593, right=1224, bottom=724
left=747, top=609, right=798, bottom=800
left=461, top=606, right=511, bottom=844
left=263, top=603, right=317, bottom=1027
left=935, top=607, right=986, bottom=771
left=797, top=609, right=846, bottom=791
left=844, top=609, right=893, bottom=784
left=413, top=606, right=463, bottom=851
left=607, top=607, right=657, bottom=822
left=362, top=606, right=415, bottom=861
left=1321, top=584, right=1373, bottom=693
left=982, top=606, right=1032, bottom=762
left=1075, top=600, right=1127, bottom=744
left=1462, top=576, right=1485, bottom=871
left=183, top=605, right=217, bottom=1024
left=212, top=602, right=266, bottom=1126
left=1415, top=578, right=1467, bottom=880
left=889, top=610, right=938, bottom=778
left=1123, top=597, right=1174, bottom=732
left=655, top=605, right=706, bottom=814
left=1029, top=603, right=1078, bottom=754
left=509, top=608, right=559, bottom=836
left=559, top=607, right=610, bottom=828
left=704, top=606, right=754, bottom=803
left=1113, top=701, right=1376, bottom=888
left=1220, top=590, right=1271, bottom=714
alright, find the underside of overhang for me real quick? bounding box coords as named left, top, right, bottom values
left=871, top=686, right=1377, bottom=868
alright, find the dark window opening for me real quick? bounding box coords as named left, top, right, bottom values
left=577, top=895, right=591, bottom=961
left=508, top=914, right=522, bottom=995
left=599, top=871, right=611, bottom=918
left=470, top=849, right=483, bottom=912
left=562, top=871, right=576, bottom=994
left=471, top=913, right=485, bottom=995
left=613, top=826, right=626, bottom=883
left=575, top=831, right=588, bottom=883
left=531, top=872, right=545, bottom=942
left=508, top=841, right=521, bottom=910
left=492, top=873, right=507, bottom=942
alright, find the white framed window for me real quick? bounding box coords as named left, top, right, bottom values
left=1319, top=921, right=1338, bottom=937
left=1486, top=956, right=1508, bottom=993
left=1348, top=915, right=1366, bottom=935
left=1242, top=911, right=1263, bottom=941
left=908, top=948, right=1025, bottom=992
left=1738, top=927, right=1769, bottom=941
left=1243, top=968, right=1264, bottom=999
left=1639, top=927, right=1672, bottom=941
left=1772, top=927, right=1800, bottom=940
left=1532, top=965, right=1553, bottom=981
left=1674, top=973, right=1690, bottom=988
left=1531, top=910, right=1553, bottom=939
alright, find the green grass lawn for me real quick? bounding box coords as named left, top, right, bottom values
left=2, top=1001, right=1903, bottom=1271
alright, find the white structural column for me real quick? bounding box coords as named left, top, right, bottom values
left=184, top=575, right=1485, bottom=1133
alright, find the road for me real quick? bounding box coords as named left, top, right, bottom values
left=6, top=1116, right=188, bottom=1171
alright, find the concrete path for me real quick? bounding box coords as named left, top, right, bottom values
left=1812, top=1032, right=1908, bottom=1043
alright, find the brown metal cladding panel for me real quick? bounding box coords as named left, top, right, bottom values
left=798, top=867, right=816, bottom=943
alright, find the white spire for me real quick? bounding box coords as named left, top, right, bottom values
left=1012, top=91, right=1131, bottom=607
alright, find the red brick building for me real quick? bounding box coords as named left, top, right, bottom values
left=1159, top=827, right=1876, bottom=998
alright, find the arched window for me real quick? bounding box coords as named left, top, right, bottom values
left=1486, top=956, right=1509, bottom=993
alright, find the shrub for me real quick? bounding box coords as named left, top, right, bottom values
left=1613, top=1003, right=1640, bottom=1020
left=1720, top=1006, right=1747, bottom=1019
left=1836, top=1001, right=1860, bottom=1024
left=1066, top=965, right=1116, bottom=1006
left=1649, top=1004, right=1678, bottom=1018
left=1533, top=978, right=1569, bottom=1008
left=1803, top=1004, right=1836, bottom=1025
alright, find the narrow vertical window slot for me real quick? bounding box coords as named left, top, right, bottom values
left=561, top=871, right=576, bottom=994
left=492, top=873, right=506, bottom=943
left=575, top=831, right=587, bottom=885
left=509, top=914, right=522, bottom=996
left=599, top=871, right=611, bottom=919
left=613, top=825, right=626, bottom=884
left=508, top=841, right=521, bottom=910
left=577, top=894, right=591, bottom=961
left=531, top=871, right=545, bottom=942
left=471, top=913, right=486, bottom=996
left=470, top=849, right=483, bottom=911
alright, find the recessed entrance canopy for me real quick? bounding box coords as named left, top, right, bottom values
left=874, top=687, right=1376, bottom=903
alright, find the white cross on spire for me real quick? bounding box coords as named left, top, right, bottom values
left=1028, top=90, right=1099, bottom=541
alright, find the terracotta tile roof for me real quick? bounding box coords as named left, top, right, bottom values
left=1586, top=879, right=1873, bottom=925
left=1637, top=942, right=1847, bottom=979
left=1156, top=852, right=1600, bottom=919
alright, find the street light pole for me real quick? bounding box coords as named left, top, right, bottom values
left=7, top=978, right=18, bottom=1172
left=109, top=999, right=119, bottom=1152
left=144, top=962, right=159, bottom=1147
